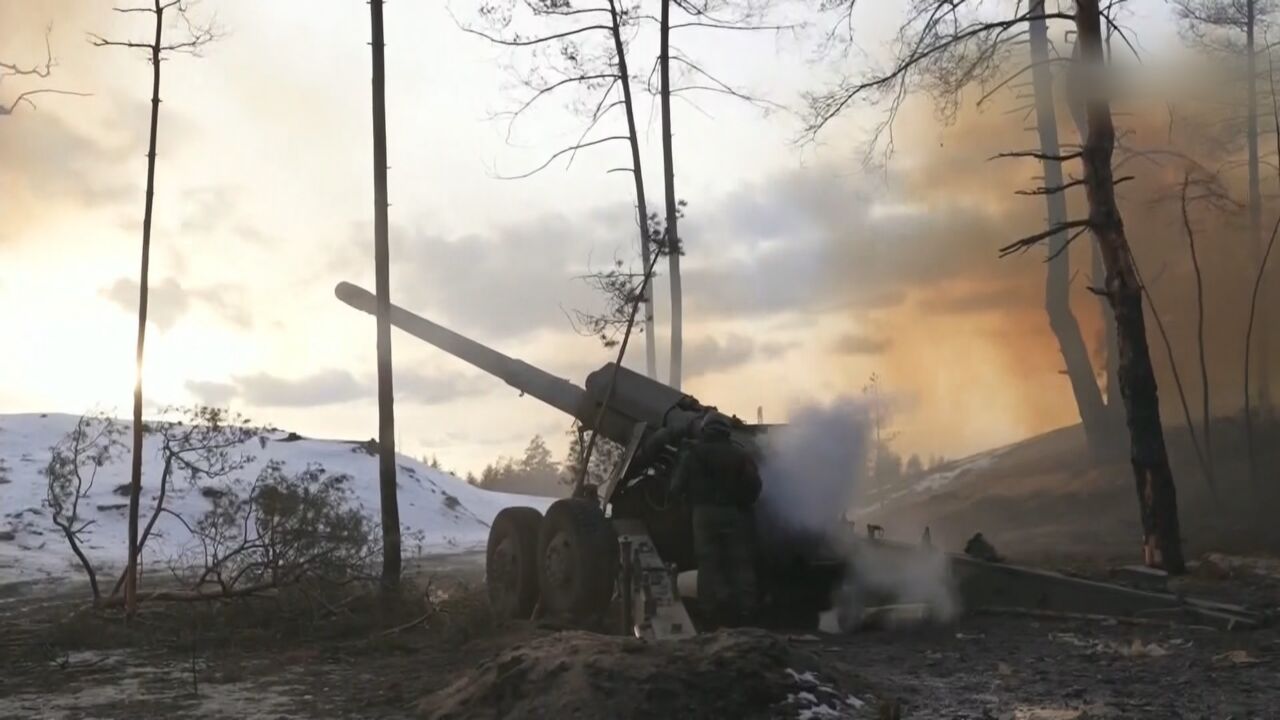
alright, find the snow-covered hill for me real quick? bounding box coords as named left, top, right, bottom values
left=0, top=413, right=554, bottom=587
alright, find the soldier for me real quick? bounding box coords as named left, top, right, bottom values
left=670, top=415, right=762, bottom=628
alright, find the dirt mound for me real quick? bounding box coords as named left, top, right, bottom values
left=418, top=629, right=873, bottom=720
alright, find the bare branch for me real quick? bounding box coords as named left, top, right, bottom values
left=997, top=219, right=1092, bottom=257
left=455, top=17, right=612, bottom=47
left=803, top=6, right=1077, bottom=139
left=1016, top=174, right=1133, bottom=196
left=977, top=56, right=1069, bottom=107
left=500, top=72, right=617, bottom=129
left=494, top=135, right=630, bottom=179
left=0, top=88, right=91, bottom=115
left=90, top=1, right=219, bottom=58
left=991, top=149, right=1083, bottom=162
left=565, top=95, right=626, bottom=166
left=0, top=24, right=55, bottom=78
left=667, top=54, right=786, bottom=113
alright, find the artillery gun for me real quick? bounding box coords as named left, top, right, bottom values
left=335, top=282, right=846, bottom=638
left=336, top=281, right=1266, bottom=637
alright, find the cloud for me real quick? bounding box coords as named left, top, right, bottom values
left=678, top=165, right=1033, bottom=321
left=185, top=368, right=488, bottom=409
left=333, top=213, right=616, bottom=340
left=100, top=276, right=251, bottom=330
left=395, top=370, right=489, bottom=404
left=101, top=277, right=190, bottom=330
left=832, top=333, right=891, bottom=355
left=184, top=380, right=237, bottom=406
left=321, top=159, right=1032, bottom=347
left=683, top=333, right=795, bottom=379
left=232, top=370, right=367, bottom=407
left=179, top=186, right=236, bottom=236
left=0, top=108, right=137, bottom=213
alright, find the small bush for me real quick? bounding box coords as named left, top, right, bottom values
left=174, top=461, right=375, bottom=595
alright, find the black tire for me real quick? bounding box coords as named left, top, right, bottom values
left=486, top=507, right=543, bottom=620
left=537, top=498, right=618, bottom=618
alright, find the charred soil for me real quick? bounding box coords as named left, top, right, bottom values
left=4, top=562, right=1280, bottom=719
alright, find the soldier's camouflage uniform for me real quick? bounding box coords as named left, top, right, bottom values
left=670, top=422, right=762, bottom=627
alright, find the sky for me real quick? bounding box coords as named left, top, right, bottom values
left=2, top=0, right=1260, bottom=477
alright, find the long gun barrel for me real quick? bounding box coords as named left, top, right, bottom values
left=335, top=282, right=591, bottom=420
left=336, top=282, right=732, bottom=446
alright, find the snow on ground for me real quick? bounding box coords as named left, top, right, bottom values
left=0, top=413, right=554, bottom=587
left=853, top=445, right=1012, bottom=519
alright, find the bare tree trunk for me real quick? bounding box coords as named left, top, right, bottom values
left=1247, top=0, right=1272, bottom=414
left=1028, top=5, right=1112, bottom=462
left=125, top=2, right=167, bottom=617
left=608, top=0, right=657, bottom=380
left=1068, top=41, right=1125, bottom=444
left=573, top=249, right=664, bottom=495
left=370, top=0, right=401, bottom=592
left=659, top=0, right=683, bottom=389
left=1244, top=217, right=1278, bottom=486
left=1249, top=41, right=1280, bottom=485
left=1095, top=237, right=1123, bottom=421
left=1180, top=176, right=1215, bottom=488
left=1075, top=0, right=1185, bottom=574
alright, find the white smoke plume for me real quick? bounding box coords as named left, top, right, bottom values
left=753, top=395, right=959, bottom=629
left=832, top=540, right=960, bottom=627
left=756, top=396, right=873, bottom=542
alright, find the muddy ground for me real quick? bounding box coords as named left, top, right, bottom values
left=2, top=554, right=1278, bottom=719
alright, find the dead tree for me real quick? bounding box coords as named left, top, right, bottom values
left=1026, top=0, right=1186, bottom=572
left=367, top=0, right=401, bottom=593
left=659, top=0, right=682, bottom=389
left=43, top=408, right=264, bottom=607
left=90, top=0, right=216, bottom=616
left=458, top=1, right=787, bottom=387
left=569, top=207, right=680, bottom=347
left=806, top=0, right=1187, bottom=573
left=1244, top=216, right=1279, bottom=487
left=1171, top=0, right=1276, bottom=415
left=456, top=0, right=661, bottom=380
left=104, top=407, right=262, bottom=603
left=1181, top=173, right=1215, bottom=490
left=44, top=414, right=128, bottom=602
left=1123, top=172, right=1220, bottom=497
left=1027, top=2, right=1115, bottom=461
left=572, top=225, right=669, bottom=494
left=614, top=0, right=660, bottom=380
left=0, top=25, right=88, bottom=116
left=1063, top=46, right=1127, bottom=437
left=648, top=0, right=790, bottom=389
left=1244, top=39, right=1280, bottom=485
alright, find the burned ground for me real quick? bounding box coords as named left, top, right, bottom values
left=2, top=555, right=1279, bottom=719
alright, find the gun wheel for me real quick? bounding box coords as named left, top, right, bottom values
left=537, top=498, right=618, bottom=618
left=486, top=507, right=543, bottom=620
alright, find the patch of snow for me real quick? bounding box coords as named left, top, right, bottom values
left=781, top=667, right=867, bottom=719
left=0, top=413, right=554, bottom=586
left=785, top=668, right=820, bottom=686
left=797, top=705, right=846, bottom=720
left=855, top=445, right=1012, bottom=518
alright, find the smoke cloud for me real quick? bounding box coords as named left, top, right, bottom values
left=754, top=396, right=959, bottom=629
left=756, top=397, right=872, bottom=544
